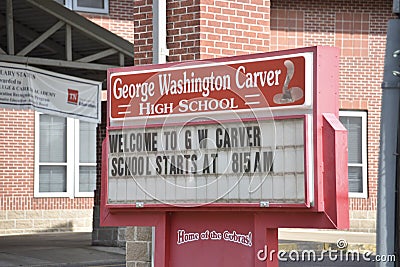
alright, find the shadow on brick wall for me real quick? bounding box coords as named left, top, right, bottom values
left=36, top=221, right=74, bottom=233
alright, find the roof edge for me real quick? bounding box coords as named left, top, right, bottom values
left=25, top=0, right=134, bottom=59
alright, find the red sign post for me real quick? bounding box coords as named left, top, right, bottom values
left=102, top=46, right=348, bottom=266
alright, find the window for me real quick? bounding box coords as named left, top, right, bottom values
left=34, top=113, right=97, bottom=198
left=339, top=111, right=368, bottom=198
left=55, top=0, right=109, bottom=14
left=77, top=120, right=97, bottom=195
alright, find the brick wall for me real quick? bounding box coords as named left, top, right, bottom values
left=0, top=108, right=94, bottom=235
left=127, top=0, right=271, bottom=65
left=0, top=109, right=35, bottom=200
left=84, top=0, right=135, bottom=45
left=199, top=0, right=270, bottom=59
left=133, top=0, right=154, bottom=65
left=130, top=0, right=202, bottom=65
left=167, top=0, right=201, bottom=62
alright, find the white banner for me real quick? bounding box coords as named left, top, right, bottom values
left=0, top=62, right=101, bottom=123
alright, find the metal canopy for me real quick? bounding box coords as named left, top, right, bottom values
left=0, top=0, right=134, bottom=82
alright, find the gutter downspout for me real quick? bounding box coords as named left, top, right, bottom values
left=153, top=0, right=169, bottom=64
left=151, top=1, right=169, bottom=266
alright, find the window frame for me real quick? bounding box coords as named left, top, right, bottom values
left=34, top=112, right=96, bottom=198
left=339, top=110, right=368, bottom=198
left=61, top=0, right=109, bottom=14
left=74, top=119, right=97, bottom=198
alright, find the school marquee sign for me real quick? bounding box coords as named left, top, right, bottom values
left=102, top=46, right=349, bottom=267
left=107, top=50, right=312, bottom=206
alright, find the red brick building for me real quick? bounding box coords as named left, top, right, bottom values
left=0, top=0, right=392, bottom=240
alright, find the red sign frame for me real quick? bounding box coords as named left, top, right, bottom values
left=101, top=46, right=349, bottom=267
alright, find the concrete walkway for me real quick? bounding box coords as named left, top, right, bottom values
left=0, top=232, right=125, bottom=267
